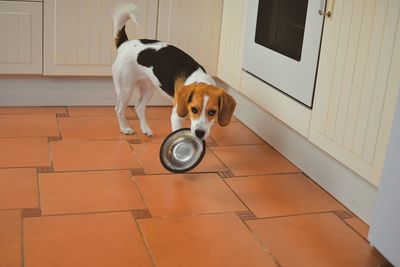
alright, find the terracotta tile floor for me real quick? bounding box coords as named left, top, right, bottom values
left=0, top=106, right=390, bottom=267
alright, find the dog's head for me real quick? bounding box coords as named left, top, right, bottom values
left=176, top=83, right=236, bottom=140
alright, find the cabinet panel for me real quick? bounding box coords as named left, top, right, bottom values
left=310, top=0, right=400, bottom=186
left=217, top=0, right=246, bottom=89
left=0, top=1, right=42, bottom=74
left=157, top=0, right=223, bottom=76
left=44, top=0, right=158, bottom=76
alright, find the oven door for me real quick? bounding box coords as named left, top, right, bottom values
left=242, top=0, right=325, bottom=107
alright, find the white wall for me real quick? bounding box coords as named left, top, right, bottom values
left=369, top=89, right=400, bottom=266
left=0, top=76, right=171, bottom=106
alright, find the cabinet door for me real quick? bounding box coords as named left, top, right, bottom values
left=217, top=0, right=246, bottom=89
left=0, top=1, right=42, bottom=74
left=309, top=0, right=400, bottom=186
left=43, top=0, right=158, bottom=76
left=157, top=0, right=223, bottom=76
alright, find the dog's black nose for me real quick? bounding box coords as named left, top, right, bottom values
left=195, top=129, right=205, bottom=139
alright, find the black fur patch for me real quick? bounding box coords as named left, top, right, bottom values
left=115, top=26, right=128, bottom=48
left=137, top=45, right=205, bottom=97
left=139, top=39, right=160, bottom=44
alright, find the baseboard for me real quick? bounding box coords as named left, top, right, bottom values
left=0, top=75, right=171, bottom=106
left=221, top=83, right=378, bottom=224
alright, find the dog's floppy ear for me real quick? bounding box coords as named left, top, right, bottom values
left=218, top=90, right=236, bottom=127
left=176, top=84, right=195, bottom=117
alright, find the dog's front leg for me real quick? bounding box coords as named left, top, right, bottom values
left=171, top=105, right=185, bottom=132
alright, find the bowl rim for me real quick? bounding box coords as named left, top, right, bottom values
left=159, top=128, right=206, bottom=173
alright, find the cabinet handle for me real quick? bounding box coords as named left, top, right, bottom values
left=318, top=10, right=331, bottom=17
left=318, top=0, right=333, bottom=17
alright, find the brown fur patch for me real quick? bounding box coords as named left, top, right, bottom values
left=173, top=76, right=186, bottom=106
left=174, top=82, right=236, bottom=126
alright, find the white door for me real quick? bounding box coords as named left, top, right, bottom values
left=242, top=0, right=325, bottom=107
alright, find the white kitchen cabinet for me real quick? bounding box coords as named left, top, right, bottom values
left=0, top=1, right=42, bottom=74
left=217, top=0, right=311, bottom=137
left=309, top=0, right=400, bottom=186
left=157, top=0, right=223, bottom=76
left=217, top=0, right=246, bottom=89
left=43, top=0, right=158, bottom=76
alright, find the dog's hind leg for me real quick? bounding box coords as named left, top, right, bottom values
left=115, top=92, right=135, bottom=135
left=113, top=75, right=135, bottom=135
left=135, top=80, right=155, bottom=136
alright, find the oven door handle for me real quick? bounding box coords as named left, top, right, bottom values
left=318, top=0, right=334, bottom=17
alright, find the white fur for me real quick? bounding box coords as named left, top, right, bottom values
left=113, top=4, right=140, bottom=35
left=190, top=95, right=214, bottom=139
left=171, top=106, right=185, bottom=132
left=112, top=4, right=215, bottom=137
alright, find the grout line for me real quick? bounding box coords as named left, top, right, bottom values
left=134, top=219, right=159, bottom=267
left=206, top=148, right=231, bottom=173
left=4, top=208, right=352, bottom=223
left=48, top=168, right=145, bottom=174
left=35, top=168, right=42, bottom=215
left=21, top=211, right=25, bottom=267
left=128, top=172, right=152, bottom=215
left=238, top=214, right=282, bottom=267
left=221, top=177, right=254, bottom=215
left=244, top=210, right=350, bottom=222
left=31, top=208, right=151, bottom=218
left=342, top=219, right=370, bottom=242
left=222, top=171, right=304, bottom=179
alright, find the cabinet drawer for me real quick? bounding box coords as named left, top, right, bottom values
left=0, top=1, right=42, bottom=74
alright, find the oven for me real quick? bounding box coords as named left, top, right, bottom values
left=242, top=0, right=327, bottom=107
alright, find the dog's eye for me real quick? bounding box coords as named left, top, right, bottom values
left=208, top=110, right=216, bottom=116
left=191, top=107, right=198, bottom=114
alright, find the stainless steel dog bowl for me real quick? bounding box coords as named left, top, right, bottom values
left=160, top=128, right=206, bottom=173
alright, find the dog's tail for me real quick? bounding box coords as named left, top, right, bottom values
left=113, top=4, right=139, bottom=48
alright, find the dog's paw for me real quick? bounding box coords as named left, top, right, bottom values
left=121, top=127, right=135, bottom=135
left=141, top=126, right=153, bottom=137
left=143, top=129, right=153, bottom=137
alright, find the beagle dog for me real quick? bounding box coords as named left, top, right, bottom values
left=112, top=4, right=236, bottom=140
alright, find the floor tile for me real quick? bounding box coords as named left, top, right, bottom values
left=132, top=143, right=227, bottom=174
left=130, top=120, right=174, bottom=144
left=141, top=106, right=173, bottom=120
left=0, top=106, right=66, bottom=115
left=0, top=137, right=50, bottom=168
left=227, top=174, right=344, bottom=218
left=210, top=122, right=265, bottom=146
left=51, top=140, right=141, bottom=171
left=67, top=106, right=136, bottom=118
left=24, top=212, right=153, bottom=267
left=138, top=213, right=278, bottom=267
left=247, top=213, right=388, bottom=267
left=211, top=145, right=299, bottom=176
left=0, top=114, right=59, bottom=138
left=0, top=210, right=22, bottom=267
left=131, top=120, right=216, bottom=147
left=0, top=168, right=38, bottom=210
left=39, top=170, right=146, bottom=215
left=344, top=217, right=370, bottom=240
left=58, top=116, right=134, bottom=140
left=135, top=173, right=246, bottom=216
